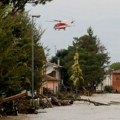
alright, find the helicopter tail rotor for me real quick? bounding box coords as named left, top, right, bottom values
left=71, top=20, right=75, bottom=24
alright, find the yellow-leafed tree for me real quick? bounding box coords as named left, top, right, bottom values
left=70, top=48, right=84, bottom=92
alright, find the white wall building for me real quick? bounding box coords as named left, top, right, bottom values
left=96, top=74, right=112, bottom=92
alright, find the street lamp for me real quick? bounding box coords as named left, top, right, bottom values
left=31, top=15, right=40, bottom=107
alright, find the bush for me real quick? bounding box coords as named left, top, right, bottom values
left=57, top=92, right=65, bottom=99
left=104, top=86, right=113, bottom=93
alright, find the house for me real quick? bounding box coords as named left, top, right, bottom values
left=96, top=70, right=120, bottom=92
left=112, top=70, right=120, bottom=92
left=39, top=62, right=62, bottom=94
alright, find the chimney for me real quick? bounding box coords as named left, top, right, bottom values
left=57, top=58, right=60, bottom=66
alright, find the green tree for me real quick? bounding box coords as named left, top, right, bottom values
left=51, top=49, right=68, bottom=66
left=0, top=4, right=46, bottom=96
left=0, top=0, right=52, bottom=15
left=73, top=27, right=110, bottom=91
left=110, top=62, right=120, bottom=71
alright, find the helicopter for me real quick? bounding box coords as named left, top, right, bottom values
left=48, top=20, right=75, bottom=30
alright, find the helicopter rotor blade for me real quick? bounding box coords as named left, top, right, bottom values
left=54, top=20, right=61, bottom=22
left=46, top=20, right=61, bottom=22
left=46, top=20, right=55, bottom=22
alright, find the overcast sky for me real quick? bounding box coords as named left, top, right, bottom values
left=25, top=0, right=120, bottom=63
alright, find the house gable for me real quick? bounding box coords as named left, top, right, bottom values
left=112, top=70, right=120, bottom=92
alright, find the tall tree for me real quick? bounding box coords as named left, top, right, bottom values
left=70, top=48, right=84, bottom=92
left=73, top=27, right=110, bottom=91
left=0, top=4, right=46, bottom=96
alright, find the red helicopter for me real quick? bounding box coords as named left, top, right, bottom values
left=48, top=20, right=75, bottom=30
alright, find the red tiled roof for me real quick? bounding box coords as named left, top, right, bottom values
left=45, top=75, right=58, bottom=81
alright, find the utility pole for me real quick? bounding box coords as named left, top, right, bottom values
left=31, top=15, right=40, bottom=107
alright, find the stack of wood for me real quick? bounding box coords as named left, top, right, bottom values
left=0, top=92, right=28, bottom=116
left=17, top=98, right=33, bottom=114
